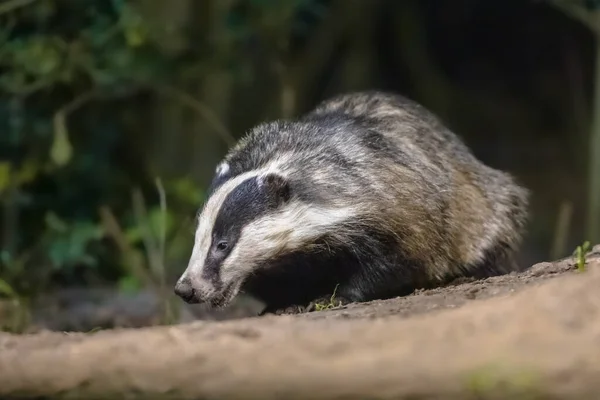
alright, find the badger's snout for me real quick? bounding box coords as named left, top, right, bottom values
left=174, top=272, right=243, bottom=308
left=174, top=277, right=201, bottom=304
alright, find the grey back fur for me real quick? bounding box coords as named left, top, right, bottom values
left=221, top=91, right=529, bottom=285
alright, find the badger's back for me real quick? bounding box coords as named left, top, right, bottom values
left=214, top=91, right=528, bottom=301
left=307, top=92, right=529, bottom=278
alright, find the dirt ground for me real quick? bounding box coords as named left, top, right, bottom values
left=24, top=248, right=588, bottom=333
left=299, top=251, right=587, bottom=321
left=1, top=246, right=600, bottom=399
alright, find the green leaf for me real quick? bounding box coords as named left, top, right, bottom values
left=118, top=275, right=141, bottom=294
left=0, top=70, right=28, bottom=94
left=10, top=36, right=63, bottom=78
left=124, top=25, right=146, bottom=48
left=45, top=219, right=104, bottom=270
left=45, top=212, right=69, bottom=233
left=168, top=178, right=204, bottom=205
left=48, top=238, right=70, bottom=268
left=0, top=251, right=11, bottom=264
left=148, top=207, right=174, bottom=238
left=124, top=225, right=143, bottom=244
left=119, top=4, right=147, bottom=48
left=50, top=113, right=73, bottom=166
left=0, top=278, right=17, bottom=299
left=0, top=162, right=11, bottom=194
left=15, top=158, right=39, bottom=185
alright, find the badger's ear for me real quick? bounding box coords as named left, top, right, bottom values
left=260, top=173, right=291, bottom=204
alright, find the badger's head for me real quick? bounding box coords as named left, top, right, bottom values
left=174, top=164, right=291, bottom=307
left=174, top=162, right=356, bottom=308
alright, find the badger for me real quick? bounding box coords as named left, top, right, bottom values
left=174, top=91, right=529, bottom=313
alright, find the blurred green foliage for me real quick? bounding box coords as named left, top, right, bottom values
left=0, top=0, right=321, bottom=300
left=0, top=0, right=171, bottom=298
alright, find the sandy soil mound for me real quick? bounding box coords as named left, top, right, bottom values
left=1, top=248, right=599, bottom=399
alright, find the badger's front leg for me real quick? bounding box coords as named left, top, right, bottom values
left=333, top=259, right=422, bottom=305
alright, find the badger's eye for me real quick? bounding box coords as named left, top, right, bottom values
left=216, top=241, right=228, bottom=251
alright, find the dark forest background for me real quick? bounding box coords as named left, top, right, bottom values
left=1, top=0, right=599, bottom=331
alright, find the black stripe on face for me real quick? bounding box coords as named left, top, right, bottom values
left=201, top=174, right=290, bottom=284
left=207, top=166, right=234, bottom=196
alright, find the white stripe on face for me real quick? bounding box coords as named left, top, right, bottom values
left=220, top=201, right=358, bottom=281
left=185, top=163, right=285, bottom=281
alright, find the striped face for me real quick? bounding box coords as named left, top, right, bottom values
left=174, top=164, right=357, bottom=308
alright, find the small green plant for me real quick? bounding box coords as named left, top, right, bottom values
left=0, top=277, right=30, bottom=333
left=573, top=240, right=591, bottom=272
left=125, top=177, right=181, bottom=325
left=314, top=284, right=342, bottom=311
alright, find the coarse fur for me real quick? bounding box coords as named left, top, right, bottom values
left=174, top=91, right=529, bottom=312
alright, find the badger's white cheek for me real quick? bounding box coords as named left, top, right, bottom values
left=220, top=251, right=250, bottom=283
left=220, top=240, right=271, bottom=281
left=219, top=216, right=297, bottom=280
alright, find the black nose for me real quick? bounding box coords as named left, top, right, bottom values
left=174, top=279, right=200, bottom=304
